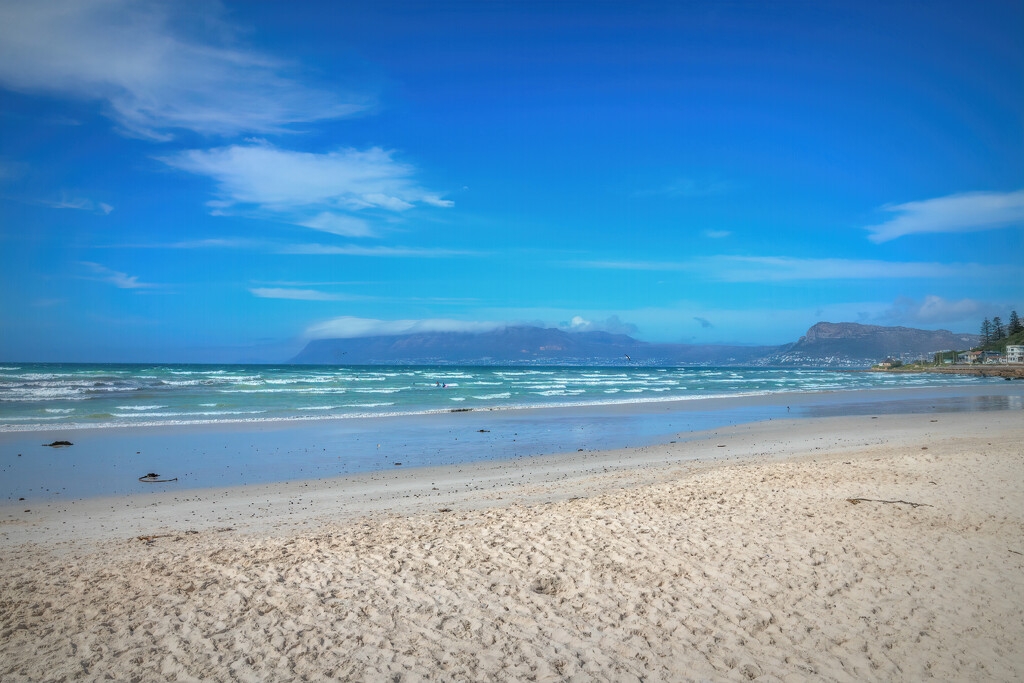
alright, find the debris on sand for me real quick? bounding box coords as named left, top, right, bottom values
left=43, top=441, right=73, bottom=447
left=138, top=473, right=178, bottom=483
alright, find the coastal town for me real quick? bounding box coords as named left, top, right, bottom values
left=873, top=312, right=1024, bottom=377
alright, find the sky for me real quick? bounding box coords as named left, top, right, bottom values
left=0, top=0, right=1022, bottom=362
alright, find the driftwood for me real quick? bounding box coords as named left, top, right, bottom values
left=846, top=497, right=931, bottom=508
left=137, top=534, right=174, bottom=543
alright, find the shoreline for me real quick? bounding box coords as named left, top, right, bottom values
left=1, top=409, right=1021, bottom=680
left=872, top=365, right=1024, bottom=379
left=1, top=406, right=1020, bottom=546
left=2, top=383, right=1021, bottom=502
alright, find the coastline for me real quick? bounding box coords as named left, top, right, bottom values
left=1, top=409, right=1021, bottom=680
left=872, top=365, right=1024, bottom=379
left=2, top=383, right=1021, bottom=501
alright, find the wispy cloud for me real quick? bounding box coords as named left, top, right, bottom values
left=634, top=178, right=732, bottom=198
left=279, top=243, right=473, bottom=257
left=305, top=316, right=506, bottom=339
left=80, top=261, right=157, bottom=289
left=865, top=189, right=1024, bottom=243
left=706, top=256, right=991, bottom=282
left=40, top=196, right=113, bottom=214
left=249, top=288, right=369, bottom=302
left=575, top=259, right=690, bottom=271
left=254, top=280, right=376, bottom=287
left=296, top=213, right=375, bottom=238
left=878, top=295, right=1005, bottom=326
left=0, top=0, right=363, bottom=139
left=574, top=255, right=1007, bottom=281
left=701, top=229, right=731, bottom=239
left=693, top=316, right=714, bottom=328
left=160, top=143, right=452, bottom=237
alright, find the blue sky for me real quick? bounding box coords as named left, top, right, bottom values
left=1, top=0, right=1021, bottom=362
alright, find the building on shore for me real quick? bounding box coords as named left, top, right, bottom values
left=1007, top=345, right=1024, bottom=364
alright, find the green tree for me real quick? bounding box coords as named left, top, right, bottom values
left=992, top=316, right=1005, bottom=340
left=980, top=318, right=992, bottom=344
left=1010, top=310, right=1023, bottom=335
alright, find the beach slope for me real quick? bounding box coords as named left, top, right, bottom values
left=1, top=411, right=1022, bottom=681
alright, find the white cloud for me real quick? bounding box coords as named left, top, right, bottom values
left=0, top=0, right=362, bottom=139
left=280, top=243, right=472, bottom=257
left=249, top=288, right=366, bottom=302
left=574, top=255, right=1006, bottom=281
left=879, top=295, right=1002, bottom=326
left=560, top=315, right=637, bottom=335
left=80, top=261, right=156, bottom=289
left=305, top=316, right=506, bottom=339
left=865, top=190, right=1024, bottom=243
left=702, top=229, right=731, bottom=239
left=161, top=143, right=452, bottom=237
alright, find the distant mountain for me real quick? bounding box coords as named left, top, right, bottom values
left=291, top=322, right=979, bottom=367
left=292, top=326, right=780, bottom=365
left=762, top=322, right=980, bottom=366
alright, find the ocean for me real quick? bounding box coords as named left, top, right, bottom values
left=0, top=362, right=1009, bottom=432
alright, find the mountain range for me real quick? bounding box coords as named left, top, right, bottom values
left=292, top=322, right=979, bottom=367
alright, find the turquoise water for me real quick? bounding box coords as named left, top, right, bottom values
left=0, top=362, right=1009, bottom=431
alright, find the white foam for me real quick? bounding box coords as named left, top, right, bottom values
left=473, top=392, right=511, bottom=400
left=110, top=410, right=266, bottom=417
left=115, top=405, right=167, bottom=411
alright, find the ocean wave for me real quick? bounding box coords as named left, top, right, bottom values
left=473, top=392, right=511, bottom=400
left=115, top=405, right=167, bottom=411
left=110, top=410, right=267, bottom=418
left=0, top=383, right=997, bottom=433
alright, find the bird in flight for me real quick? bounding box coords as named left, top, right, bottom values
left=624, top=354, right=631, bottom=361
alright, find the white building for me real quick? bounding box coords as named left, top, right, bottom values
left=1007, top=345, right=1024, bottom=364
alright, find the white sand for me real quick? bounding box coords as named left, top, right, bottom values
left=1, top=410, right=1022, bottom=681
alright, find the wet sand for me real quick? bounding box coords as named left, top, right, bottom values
left=2, top=382, right=1021, bottom=500
left=1, top=409, right=1022, bottom=681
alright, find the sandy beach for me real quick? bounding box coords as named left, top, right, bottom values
left=1, top=409, right=1022, bottom=681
